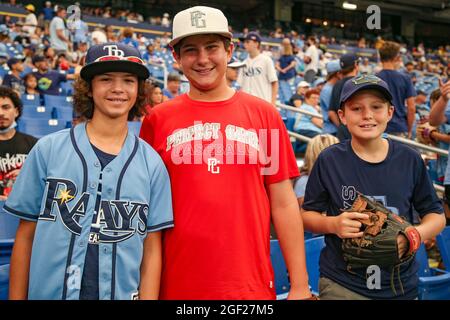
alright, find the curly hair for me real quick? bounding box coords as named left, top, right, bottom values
left=0, top=85, right=23, bottom=120
left=72, top=76, right=147, bottom=121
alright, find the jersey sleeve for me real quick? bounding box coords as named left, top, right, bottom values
left=412, top=153, right=444, bottom=218
left=263, top=108, right=299, bottom=185
left=147, top=153, right=174, bottom=232
left=302, top=155, right=330, bottom=213
left=3, top=140, right=48, bottom=221
left=266, top=57, right=278, bottom=83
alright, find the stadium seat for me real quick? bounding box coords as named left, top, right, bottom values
left=44, top=94, right=73, bottom=108
left=21, top=106, right=53, bottom=119
left=21, top=94, right=41, bottom=107
left=17, top=118, right=70, bottom=139
left=0, top=239, right=13, bottom=266
left=60, top=81, right=74, bottom=96
left=436, top=226, right=450, bottom=270
left=128, top=121, right=142, bottom=137
left=52, top=106, right=74, bottom=122
left=417, top=244, right=450, bottom=300
left=0, top=201, right=19, bottom=240
left=270, top=239, right=290, bottom=300
left=0, top=264, right=9, bottom=300
left=304, top=236, right=325, bottom=295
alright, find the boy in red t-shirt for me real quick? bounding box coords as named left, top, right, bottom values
left=140, top=6, right=313, bottom=300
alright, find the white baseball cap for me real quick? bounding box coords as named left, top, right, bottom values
left=170, top=6, right=233, bottom=47
left=297, top=81, right=311, bottom=89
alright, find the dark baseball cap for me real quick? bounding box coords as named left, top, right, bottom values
left=340, top=53, right=359, bottom=69
left=340, top=75, right=393, bottom=107
left=7, top=57, right=25, bottom=69
left=240, top=31, right=261, bottom=43
left=32, top=55, right=46, bottom=65
left=80, top=42, right=149, bottom=81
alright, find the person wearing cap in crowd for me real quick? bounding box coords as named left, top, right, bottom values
left=303, top=36, right=319, bottom=84
left=377, top=41, right=416, bottom=138
left=2, top=57, right=25, bottom=93
left=226, top=57, right=245, bottom=90
left=22, top=4, right=37, bottom=37
left=237, top=31, right=279, bottom=106
left=0, top=86, right=37, bottom=201
left=328, top=53, right=360, bottom=141
left=31, top=54, right=75, bottom=96
left=6, top=42, right=174, bottom=300
left=289, top=80, right=310, bottom=110
left=301, top=74, right=446, bottom=300
left=358, top=57, right=373, bottom=75
left=320, top=60, right=342, bottom=135
left=140, top=6, right=313, bottom=300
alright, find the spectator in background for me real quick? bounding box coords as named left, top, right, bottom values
left=276, top=38, right=297, bottom=104
left=163, top=73, right=181, bottom=101
left=289, top=81, right=310, bottom=108
left=303, top=36, right=319, bottom=84
left=294, top=134, right=339, bottom=207
left=121, top=27, right=139, bottom=49
left=105, top=25, right=118, bottom=42
left=238, top=32, right=278, bottom=105
left=0, top=86, right=37, bottom=200
left=359, top=58, right=373, bottom=75
left=71, top=14, right=89, bottom=50
left=320, top=60, right=341, bottom=135
left=42, top=1, right=54, bottom=33
left=31, top=55, right=75, bottom=96
left=49, top=6, right=70, bottom=55
left=23, top=72, right=39, bottom=95
left=161, top=13, right=170, bottom=28
left=91, top=25, right=107, bottom=44
left=293, top=88, right=323, bottom=139
left=377, top=41, right=416, bottom=138
left=72, top=41, right=88, bottom=66
left=22, top=4, right=37, bottom=37
left=144, top=82, right=164, bottom=113
left=226, top=57, right=246, bottom=90
left=3, top=57, right=25, bottom=95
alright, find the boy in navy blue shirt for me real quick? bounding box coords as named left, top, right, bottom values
left=302, top=74, right=446, bottom=300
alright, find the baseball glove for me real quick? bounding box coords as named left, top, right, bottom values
left=341, top=193, right=421, bottom=294
left=416, top=122, right=437, bottom=145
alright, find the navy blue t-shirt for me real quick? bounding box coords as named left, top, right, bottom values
left=33, top=70, right=67, bottom=96
left=376, top=70, right=416, bottom=133
left=302, top=139, right=443, bottom=299
left=79, top=144, right=116, bottom=300
left=278, top=55, right=296, bottom=80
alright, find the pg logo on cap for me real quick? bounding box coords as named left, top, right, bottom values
left=103, top=44, right=125, bottom=57
left=190, top=10, right=206, bottom=28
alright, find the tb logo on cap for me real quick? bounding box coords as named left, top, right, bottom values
left=103, top=45, right=125, bottom=57
left=191, top=10, right=206, bottom=28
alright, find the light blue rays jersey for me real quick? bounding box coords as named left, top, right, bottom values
left=4, top=122, right=174, bottom=300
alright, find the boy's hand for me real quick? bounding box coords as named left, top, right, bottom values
left=397, top=234, right=409, bottom=258
left=332, top=211, right=369, bottom=239
left=439, top=78, right=450, bottom=101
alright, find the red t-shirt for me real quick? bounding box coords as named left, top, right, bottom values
left=140, top=91, right=299, bottom=299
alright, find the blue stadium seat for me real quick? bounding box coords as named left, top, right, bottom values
left=436, top=226, right=450, bottom=270
left=270, top=239, right=290, bottom=300
left=0, top=264, right=9, bottom=300
left=44, top=94, right=73, bottom=108
left=305, top=236, right=325, bottom=295
left=0, top=240, right=13, bottom=266
left=17, top=118, right=70, bottom=139
left=52, top=106, right=74, bottom=122
left=21, top=94, right=41, bottom=107
left=21, top=106, right=53, bottom=119
left=417, top=243, right=450, bottom=300
left=60, top=81, right=74, bottom=96
left=128, top=121, right=142, bottom=137
left=0, top=201, right=19, bottom=240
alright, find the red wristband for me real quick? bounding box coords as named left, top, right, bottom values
left=404, top=226, right=421, bottom=255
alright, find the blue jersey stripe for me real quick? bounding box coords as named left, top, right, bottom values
left=147, top=220, right=174, bottom=231
left=111, top=135, right=139, bottom=300
left=62, top=127, right=89, bottom=300
left=3, top=205, right=38, bottom=221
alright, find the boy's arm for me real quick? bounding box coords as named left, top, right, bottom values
left=415, top=213, right=446, bottom=242
left=9, top=219, right=36, bottom=300
left=406, top=97, right=416, bottom=138
left=271, top=81, right=278, bottom=106
left=301, top=210, right=367, bottom=238
left=429, top=79, right=450, bottom=126
left=138, top=231, right=162, bottom=300
left=269, top=179, right=312, bottom=299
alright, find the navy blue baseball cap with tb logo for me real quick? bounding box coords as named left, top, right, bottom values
left=339, top=74, right=393, bottom=108
left=80, top=42, right=150, bottom=81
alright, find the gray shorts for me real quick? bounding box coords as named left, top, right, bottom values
left=319, top=277, right=370, bottom=300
